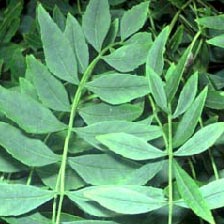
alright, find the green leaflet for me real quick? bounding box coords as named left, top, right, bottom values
left=67, top=188, right=116, bottom=217
left=0, top=150, right=27, bottom=173
left=68, top=154, right=163, bottom=185
left=176, top=178, right=224, bottom=210
left=207, top=34, right=224, bottom=48
left=174, top=161, right=215, bottom=224
left=109, top=0, right=126, bottom=5
left=37, top=4, right=78, bottom=84
left=63, top=221, right=118, bottom=224
left=196, top=14, right=224, bottom=30
left=26, top=55, right=71, bottom=112
left=96, top=133, right=166, bottom=160
left=53, top=5, right=66, bottom=31
left=82, top=0, right=111, bottom=52
left=86, top=73, right=149, bottom=105
left=165, top=46, right=192, bottom=101
left=82, top=186, right=166, bottom=215
left=37, top=164, right=85, bottom=190
left=206, top=90, right=224, bottom=109
left=173, top=87, right=208, bottom=148
left=0, top=183, right=54, bottom=216
left=0, top=122, right=60, bottom=167
left=173, top=72, right=198, bottom=118
left=174, top=122, right=224, bottom=156
left=147, top=66, right=168, bottom=112
left=0, top=86, right=66, bottom=134
left=146, top=26, right=170, bottom=76
left=125, top=32, right=152, bottom=45
left=3, top=212, right=51, bottom=224
left=103, top=41, right=152, bottom=72
left=64, top=13, right=89, bottom=74
left=103, top=18, right=119, bottom=47
left=19, top=77, right=38, bottom=100
left=74, top=121, right=162, bottom=149
left=79, top=102, right=143, bottom=124
left=120, top=1, right=149, bottom=40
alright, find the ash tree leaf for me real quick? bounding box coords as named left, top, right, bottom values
left=196, top=14, right=224, bottom=30
left=81, top=186, right=166, bottom=214
left=68, top=154, right=140, bottom=185
left=146, top=26, right=169, bottom=76
left=165, top=46, right=192, bottom=102
left=68, top=154, right=163, bottom=185
left=0, top=150, right=27, bottom=173
left=0, top=183, right=54, bottom=216
left=173, top=87, right=208, bottom=148
left=125, top=32, right=152, bottom=45
left=174, top=160, right=215, bottom=224
left=19, top=77, right=38, bottom=100
left=206, top=90, right=224, bottom=109
left=37, top=4, right=79, bottom=84
left=64, top=13, right=89, bottom=74
left=74, top=121, right=162, bottom=149
left=147, top=67, right=168, bottom=112
left=0, top=86, right=66, bottom=134
left=37, top=164, right=85, bottom=190
left=174, top=122, right=224, bottom=156
left=0, top=122, right=60, bottom=167
left=103, top=41, right=152, bottom=72
left=3, top=212, right=52, bottom=224
left=53, top=5, right=66, bottom=31
left=120, top=1, right=149, bottom=40
left=79, top=102, right=143, bottom=124
left=207, top=34, right=224, bottom=48
left=200, top=178, right=224, bottom=209
left=86, top=73, right=149, bottom=105
left=173, top=72, right=198, bottom=118
left=82, top=0, right=111, bottom=52
left=26, top=55, right=71, bottom=112
left=96, top=132, right=166, bottom=160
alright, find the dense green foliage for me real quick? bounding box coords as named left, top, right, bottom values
left=1, top=0, right=224, bottom=223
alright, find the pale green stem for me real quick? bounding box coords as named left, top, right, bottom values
left=54, top=43, right=119, bottom=224
left=167, top=104, right=173, bottom=224
left=26, top=168, right=34, bottom=185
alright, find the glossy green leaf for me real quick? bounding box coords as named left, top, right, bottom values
left=0, top=122, right=60, bottom=167
left=175, top=122, right=224, bottom=156
left=69, top=154, right=163, bottom=185
left=173, top=72, right=198, bottom=118
left=206, top=90, right=224, bottom=109
left=173, top=87, right=208, bottom=148
left=86, top=73, right=149, bottom=104
left=174, top=160, right=215, bottom=224
left=146, top=26, right=169, bottom=76
left=120, top=1, right=149, bottom=40
left=207, top=34, right=224, bottom=48
left=82, top=0, right=111, bottom=51
left=96, top=133, right=166, bottom=160
left=79, top=102, right=143, bottom=124
left=196, top=15, right=224, bottom=30
left=0, top=86, right=66, bottom=134
left=165, top=46, right=192, bottom=101
left=37, top=4, right=78, bottom=84
left=64, top=13, right=89, bottom=73
left=0, top=183, right=54, bottom=216
left=82, top=186, right=166, bottom=214
left=74, top=121, right=162, bottom=149
left=147, top=67, right=167, bottom=112
left=0, top=150, right=27, bottom=173
left=103, top=41, right=152, bottom=72
left=26, top=55, right=71, bottom=112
